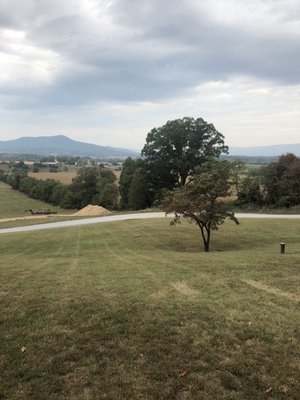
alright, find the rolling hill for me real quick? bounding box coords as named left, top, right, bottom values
left=0, top=135, right=139, bottom=158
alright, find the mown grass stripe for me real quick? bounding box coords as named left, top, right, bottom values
left=243, top=279, right=300, bottom=302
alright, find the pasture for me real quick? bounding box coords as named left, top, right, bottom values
left=0, top=218, right=299, bottom=399
left=0, top=182, right=72, bottom=219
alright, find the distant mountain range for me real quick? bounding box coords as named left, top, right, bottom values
left=229, top=144, right=300, bottom=157
left=0, top=135, right=140, bottom=158
left=0, top=135, right=299, bottom=158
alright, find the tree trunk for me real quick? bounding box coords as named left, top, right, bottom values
left=199, top=225, right=210, bottom=252
left=179, top=170, right=188, bottom=186
left=179, top=175, right=186, bottom=186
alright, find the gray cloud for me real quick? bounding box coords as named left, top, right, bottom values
left=0, top=0, right=299, bottom=111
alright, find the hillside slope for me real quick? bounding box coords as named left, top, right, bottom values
left=0, top=182, right=71, bottom=218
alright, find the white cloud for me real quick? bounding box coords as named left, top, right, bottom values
left=0, top=28, right=65, bottom=90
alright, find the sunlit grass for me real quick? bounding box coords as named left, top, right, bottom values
left=0, top=218, right=299, bottom=399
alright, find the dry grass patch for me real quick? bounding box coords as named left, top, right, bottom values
left=170, top=281, right=198, bottom=296
left=29, top=171, right=77, bottom=184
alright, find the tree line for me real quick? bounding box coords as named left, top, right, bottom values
left=234, top=153, right=300, bottom=208
left=0, top=166, right=118, bottom=210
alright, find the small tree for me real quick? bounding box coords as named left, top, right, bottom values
left=161, top=161, right=239, bottom=252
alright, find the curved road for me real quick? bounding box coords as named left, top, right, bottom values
left=0, top=212, right=300, bottom=235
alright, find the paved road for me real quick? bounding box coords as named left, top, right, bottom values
left=0, top=212, right=300, bottom=235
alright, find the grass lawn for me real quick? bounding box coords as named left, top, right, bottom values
left=0, top=218, right=299, bottom=399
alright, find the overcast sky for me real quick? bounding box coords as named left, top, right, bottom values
left=0, top=0, right=299, bottom=150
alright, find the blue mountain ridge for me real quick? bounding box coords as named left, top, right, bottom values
left=0, top=135, right=140, bottom=158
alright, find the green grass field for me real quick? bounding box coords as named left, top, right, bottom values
left=0, top=218, right=299, bottom=399
left=0, top=182, right=72, bottom=219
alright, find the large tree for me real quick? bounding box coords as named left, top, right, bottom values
left=161, top=161, right=239, bottom=252
left=142, top=117, right=228, bottom=187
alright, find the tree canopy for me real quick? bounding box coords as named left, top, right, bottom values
left=142, top=117, right=228, bottom=186
left=161, top=161, right=239, bottom=252
left=69, top=166, right=118, bottom=209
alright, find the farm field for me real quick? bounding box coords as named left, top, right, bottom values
left=28, top=166, right=121, bottom=184
left=0, top=218, right=299, bottom=399
left=28, top=171, right=77, bottom=184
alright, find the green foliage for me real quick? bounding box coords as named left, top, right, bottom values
left=99, top=169, right=118, bottom=209
left=98, top=183, right=118, bottom=209
left=237, top=171, right=263, bottom=205
left=119, top=157, right=173, bottom=210
left=18, top=176, right=38, bottom=195
left=99, top=168, right=116, bottom=184
left=143, top=158, right=177, bottom=205
left=119, top=157, right=136, bottom=208
left=128, top=168, right=150, bottom=210
left=98, top=169, right=118, bottom=209
left=161, top=160, right=239, bottom=251
left=50, top=183, right=69, bottom=206
left=69, top=166, right=101, bottom=208
left=142, top=117, right=228, bottom=187
left=5, top=170, right=28, bottom=190
left=31, top=179, right=58, bottom=202
left=264, top=153, right=300, bottom=207
left=69, top=166, right=118, bottom=209
left=119, top=158, right=147, bottom=209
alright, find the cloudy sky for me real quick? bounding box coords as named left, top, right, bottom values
left=0, top=0, right=299, bottom=150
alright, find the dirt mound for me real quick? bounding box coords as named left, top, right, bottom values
left=73, top=204, right=112, bottom=217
